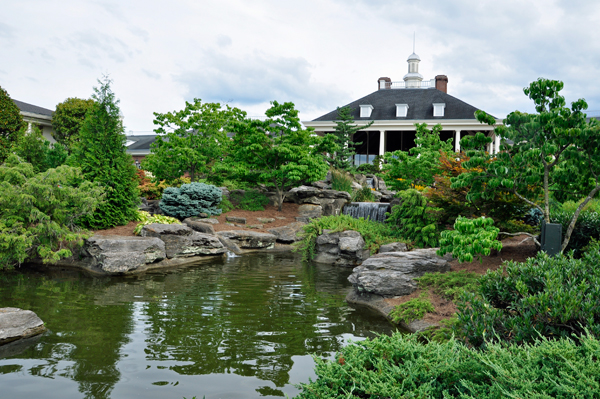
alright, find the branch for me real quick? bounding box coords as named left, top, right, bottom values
left=498, top=232, right=540, bottom=247
left=512, top=190, right=544, bottom=214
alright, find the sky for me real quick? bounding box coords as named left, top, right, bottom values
left=2, top=0, right=600, bottom=134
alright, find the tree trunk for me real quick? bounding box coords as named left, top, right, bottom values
left=561, top=184, right=600, bottom=252
left=276, top=187, right=283, bottom=212
left=544, top=164, right=550, bottom=223
left=190, top=165, right=196, bottom=183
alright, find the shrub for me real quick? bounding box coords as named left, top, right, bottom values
left=389, top=293, right=435, bottom=325
left=386, top=189, right=439, bottom=248
left=229, top=190, right=269, bottom=211
left=454, top=241, right=600, bottom=348
left=438, top=216, right=503, bottom=263
left=0, top=155, right=104, bottom=269
left=551, top=209, right=600, bottom=256
left=219, top=197, right=234, bottom=213
left=0, top=85, right=24, bottom=162
left=51, top=97, right=95, bottom=149
left=294, top=214, right=405, bottom=262
left=330, top=169, right=353, bottom=193
left=295, top=331, right=600, bottom=398
left=133, top=211, right=181, bottom=235
left=159, top=182, right=222, bottom=219
left=351, top=186, right=376, bottom=202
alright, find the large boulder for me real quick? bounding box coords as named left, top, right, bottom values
left=379, top=242, right=409, bottom=253
left=348, top=249, right=451, bottom=297
left=313, top=230, right=370, bottom=267
left=184, top=217, right=216, bottom=235
left=217, top=230, right=277, bottom=249
left=140, top=223, right=226, bottom=258
left=85, top=235, right=166, bottom=273
left=267, top=221, right=306, bottom=243
left=0, top=308, right=46, bottom=346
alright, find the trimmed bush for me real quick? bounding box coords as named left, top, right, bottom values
left=159, top=182, right=222, bottom=219
left=386, top=189, right=439, bottom=248
left=454, top=241, right=600, bottom=348
left=438, top=216, right=503, bottom=263
left=295, top=331, right=600, bottom=398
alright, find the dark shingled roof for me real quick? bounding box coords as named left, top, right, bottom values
left=12, top=100, right=54, bottom=117
left=126, top=135, right=157, bottom=150
left=313, top=88, right=482, bottom=121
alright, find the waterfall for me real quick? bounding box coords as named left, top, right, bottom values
left=366, top=177, right=374, bottom=188
left=342, top=202, right=390, bottom=223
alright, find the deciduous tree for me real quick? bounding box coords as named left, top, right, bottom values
left=51, top=97, right=95, bottom=149
left=0, top=85, right=24, bottom=162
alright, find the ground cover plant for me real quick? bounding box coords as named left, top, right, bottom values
left=389, top=292, right=434, bottom=325
left=454, top=239, right=600, bottom=348
left=294, top=214, right=406, bottom=261
left=133, top=211, right=180, bottom=235
left=294, top=331, right=600, bottom=398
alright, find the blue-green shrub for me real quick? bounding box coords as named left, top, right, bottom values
left=159, top=182, right=222, bottom=219
left=454, top=240, right=600, bottom=348
left=295, top=332, right=600, bottom=398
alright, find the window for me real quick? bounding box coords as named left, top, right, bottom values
left=395, top=104, right=409, bottom=118
left=359, top=104, right=374, bottom=118
left=433, top=103, right=446, bottom=117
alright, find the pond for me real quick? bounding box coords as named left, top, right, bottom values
left=0, top=252, right=395, bottom=399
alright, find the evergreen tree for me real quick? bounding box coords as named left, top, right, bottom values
left=325, top=106, right=373, bottom=171
left=70, top=77, right=138, bottom=229
left=0, top=85, right=24, bottom=162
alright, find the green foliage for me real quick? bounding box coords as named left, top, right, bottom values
left=0, top=85, right=24, bottom=163
left=224, top=101, right=329, bottom=211
left=551, top=209, right=600, bottom=256
left=69, top=77, right=139, bottom=229
left=416, top=270, right=481, bottom=301
left=229, top=190, right=269, bottom=211
left=351, top=186, right=376, bottom=202
left=143, top=99, right=246, bottom=183
left=329, top=169, right=353, bottom=193
left=11, top=125, right=68, bottom=173
left=382, top=123, right=453, bottom=191
left=133, top=211, right=181, bottom=235
left=561, top=198, right=600, bottom=213
left=294, top=215, right=405, bottom=262
left=0, top=155, right=104, bottom=269
left=386, top=189, right=439, bottom=248
left=296, top=331, right=600, bottom=398
left=496, top=219, right=540, bottom=238
left=324, top=106, right=373, bottom=171
left=159, top=182, right=222, bottom=219
left=356, top=156, right=382, bottom=174
left=219, top=197, right=234, bottom=213
left=455, top=241, right=600, bottom=348
left=453, top=78, right=600, bottom=252
left=438, top=216, right=503, bottom=263
left=420, top=315, right=458, bottom=343
left=389, top=293, right=435, bottom=325
left=51, top=97, right=95, bottom=149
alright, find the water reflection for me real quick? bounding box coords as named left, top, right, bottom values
left=0, top=252, right=395, bottom=398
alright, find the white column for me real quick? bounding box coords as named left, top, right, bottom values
left=379, top=130, right=385, bottom=156
left=494, top=134, right=501, bottom=154
left=455, top=130, right=461, bottom=152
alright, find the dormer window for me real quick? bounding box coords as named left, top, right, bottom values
left=433, top=103, right=446, bottom=117
left=360, top=104, right=374, bottom=118
left=395, top=104, right=409, bottom=118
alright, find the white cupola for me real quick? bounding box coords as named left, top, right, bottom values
left=403, top=52, right=423, bottom=88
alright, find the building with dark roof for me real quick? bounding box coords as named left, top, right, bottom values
left=303, top=52, right=502, bottom=166
left=12, top=99, right=57, bottom=143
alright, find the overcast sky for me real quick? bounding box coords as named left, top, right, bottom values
left=2, top=0, right=600, bottom=134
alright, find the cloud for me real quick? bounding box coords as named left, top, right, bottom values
left=68, top=30, right=134, bottom=64
left=141, top=68, right=160, bottom=79
left=0, top=21, right=15, bottom=40
left=216, top=35, right=232, bottom=47
left=174, top=49, right=349, bottom=112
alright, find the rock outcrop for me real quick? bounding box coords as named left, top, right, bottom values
left=85, top=235, right=166, bottom=273
left=286, top=186, right=351, bottom=217
left=379, top=242, right=409, bottom=253
left=184, top=217, right=217, bottom=235
left=141, top=223, right=226, bottom=258
left=348, top=249, right=451, bottom=297
left=267, top=221, right=306, bottom=243
left=313, top=230, right=370, bottom=267
left=217, top=230, right=277, bottom=249
left=0, top=308, right=46, bottom=346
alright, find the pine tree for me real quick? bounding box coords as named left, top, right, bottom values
left=326, top=106, right=373, bottom=171
left=71, top=77, right=138, bottom=229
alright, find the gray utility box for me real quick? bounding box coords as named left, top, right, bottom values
left=541, top=221, right=562, bottom=257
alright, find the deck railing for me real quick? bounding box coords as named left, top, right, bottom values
left=380, top=79, right=435, bottom=90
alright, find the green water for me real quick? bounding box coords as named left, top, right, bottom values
left=0, top=252, right=394, bottom=399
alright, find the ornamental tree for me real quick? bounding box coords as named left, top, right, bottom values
left=142, top=99, right=246, bottom=184
left=382, top=123, right=454, bottom=191
left=224, top=101, right=329, bottom=211
left=325, top=106, right=373, bottom=171
left=0, top=85, right=24, bottom=162
left=51, top=97, right=95, bottom=149
left=0, top=155, right=105, bottom=269
left=453, top=78, right=600, bottom=252
left=70, top=77, right=139, bottom=229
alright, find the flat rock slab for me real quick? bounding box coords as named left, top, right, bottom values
left=226, top=216, right=246, bottom=224
left=257, top=218, right=275, bottom=224
left=0, top=308, right=46, bottom=346
left=200, top=218, right=220, bottom=225
left=141, top=223, right=192, bottom=237
left=268, top=221, right=306, bottom=243
left=160, top=232, right=226, bottom=258
left=183, top=218, right=217, bottom=235
left=86, top=235, right=166, bottom=273
left=379, top=242, right=409, bottom=253
left=217, top=230, right=277, bottom=249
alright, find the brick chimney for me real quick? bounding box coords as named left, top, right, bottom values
left=378, top=77, right=392, bottom=90
left=435, top=75, right=448, bottom=93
